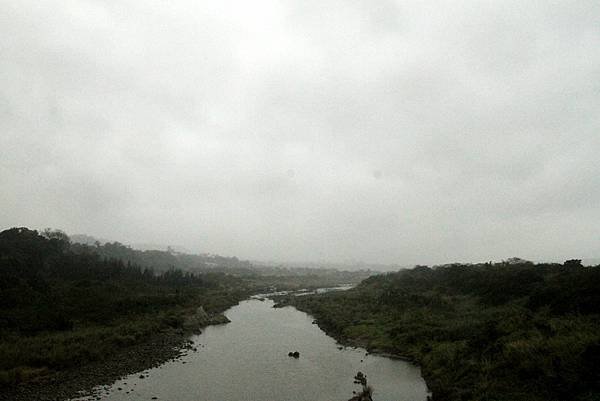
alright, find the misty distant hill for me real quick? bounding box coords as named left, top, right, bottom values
left=70, top=234, right=190, bottom=253
left=69, top=233, right=251, bottom=273
left=583, top=258, right=600, bottom=266
left=252, top=260, right=406, bottom=272
left=129, top=242, right=191, bottom=253
left=70, top=233, right=111, bottom=246
left=69, top=233, right=376, bottom=280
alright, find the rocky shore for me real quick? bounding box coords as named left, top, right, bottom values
left=0, top=309, right=231, bottom=401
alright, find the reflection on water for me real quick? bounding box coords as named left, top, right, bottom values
left=77, top=299, right=428, bottom=401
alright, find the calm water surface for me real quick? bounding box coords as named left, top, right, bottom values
left=80, top=299, right=428, bottom=401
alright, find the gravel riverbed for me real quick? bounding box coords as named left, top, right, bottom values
left=0, top=331, right=192, bottom=401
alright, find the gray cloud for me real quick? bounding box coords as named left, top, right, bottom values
left=1, top=0, right=599, bottom=265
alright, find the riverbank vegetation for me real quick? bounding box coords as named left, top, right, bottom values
left=0, top=226, right=369, bottom=397
left=0, top=227, right=254, bottom=390
left=291, top=260, right=600, bottom=401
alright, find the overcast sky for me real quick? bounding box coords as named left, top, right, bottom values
left=1, top=1, right=599, bottom=265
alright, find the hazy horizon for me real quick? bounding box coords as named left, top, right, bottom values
left=2, top=1, right=599, bottom=265
left=10, top=227, right=593, bottom=269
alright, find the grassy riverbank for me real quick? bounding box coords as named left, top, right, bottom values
left=2, top=324, right=195, bottom=401
left=0, top=228, right=252, bottom=399
left=291, top=261, right=600, bottom=401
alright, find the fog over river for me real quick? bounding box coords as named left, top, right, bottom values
left=77, top=299, right=428, bottom=401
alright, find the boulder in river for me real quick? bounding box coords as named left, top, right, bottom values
left=354, top=371, right=367, bottom=385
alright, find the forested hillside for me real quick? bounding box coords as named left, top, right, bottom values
left=69, top=235, right=371, bottom=286
left=0, top=227, right=253, bottom=393
left=69, top=238, right=252, bottom=273
left=292, top=261, right=600, bottom=401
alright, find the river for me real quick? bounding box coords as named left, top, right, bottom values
left=78, top=299, right=428, bottom=401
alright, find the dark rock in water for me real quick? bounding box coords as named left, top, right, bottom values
left=293, top=351, right=300, bottom=358
left=139, top=375, right=145, bottom=379
left=348, top=390, right=373, bottom=401
left=354, top=371, right=367, bottom=385
left=288, top=352, right=294, bottom=357
left=349, top=372, right=372, bottom=401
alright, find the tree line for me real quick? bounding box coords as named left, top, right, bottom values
left=292, top=259, right=600, bottom=401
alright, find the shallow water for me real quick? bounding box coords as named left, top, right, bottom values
left=79, top=299, right=428, bottom=401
